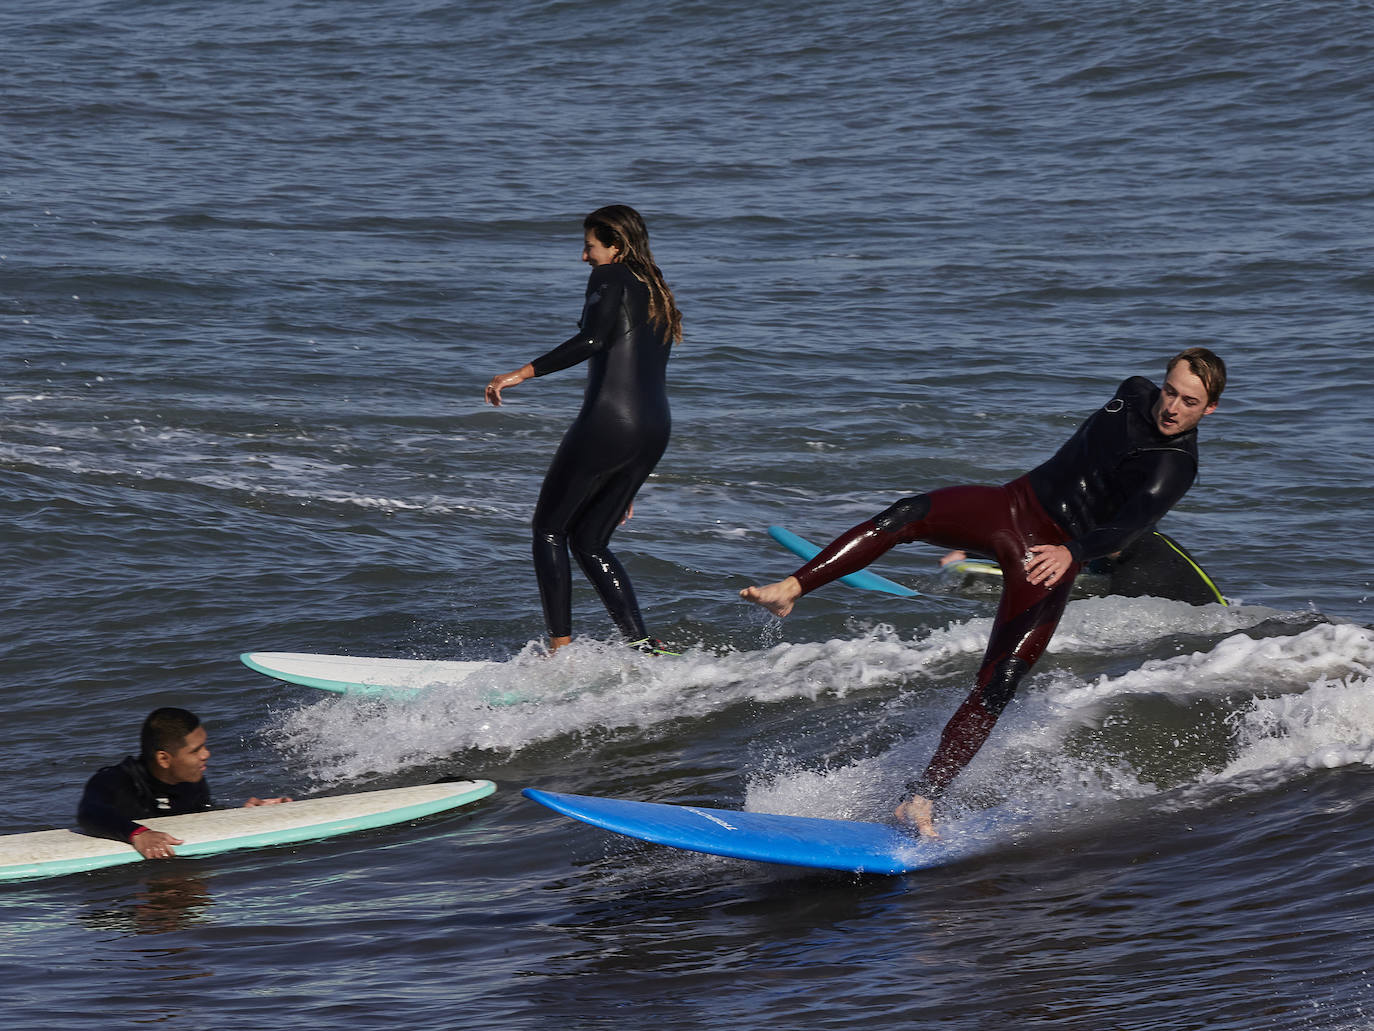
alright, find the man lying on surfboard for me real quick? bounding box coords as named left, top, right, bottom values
left=742, top=348, right=1226, bottom=838
left=78, top=707, right=291, bottom=860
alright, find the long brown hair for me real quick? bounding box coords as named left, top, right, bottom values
left=584, top=205, right=682, bottom=344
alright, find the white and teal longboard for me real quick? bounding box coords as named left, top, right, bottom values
left=241, top=651, right=499, bottom=697
left=0, top=779, right=495, bottom=882
left=242, top=644, right=678, bottom=701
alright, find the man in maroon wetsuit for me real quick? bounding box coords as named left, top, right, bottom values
left=741, top=348, right=1225, bottom=837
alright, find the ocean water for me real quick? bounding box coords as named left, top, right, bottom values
left=3, top=1, right=1373, bottom=1028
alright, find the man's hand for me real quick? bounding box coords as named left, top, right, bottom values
left=1024, top=544, right=1074, bottom=588
left=244, top=796, right=292, bottom=807
left=132, top=828, right=184, bottom=859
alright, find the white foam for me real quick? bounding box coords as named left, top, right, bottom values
left=1217, top=674, right=1374, bottom=780
left=270, top=631, right=944, bottom=784
left=1051, top=621, right=1374, bottom=709
left=743, top=753, right=899, bottom=822
left=958, top=592, right=1293, bottom=656
left=742, top=621, right=1374, bottom=824
left=269, top=602, right=1374, bottom=815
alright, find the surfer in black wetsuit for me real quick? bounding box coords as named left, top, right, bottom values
left=78, top=707, right=290, bottom=859
left=486, top=205, right=681, bottom=654
left=742, top=348, right=1226, bottom=838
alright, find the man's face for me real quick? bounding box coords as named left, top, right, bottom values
left=1153, top=362, right=1217, bottom=436
left=157, top=725, right=210, bottom=784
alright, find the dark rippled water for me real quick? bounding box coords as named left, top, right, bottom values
left=4, top=2, right=1373, bottom=1029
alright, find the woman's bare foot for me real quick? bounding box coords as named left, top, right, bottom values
left=894, top=795, right=939, bottom=839
left=739, top=576, right=803, bottom=618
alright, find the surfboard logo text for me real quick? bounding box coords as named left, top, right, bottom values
left=685, top=807, right=738, bottom=831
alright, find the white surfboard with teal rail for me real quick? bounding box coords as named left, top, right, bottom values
left=241, top=651, right=498, bottom=697
left=0, top=779, right=495, bottom=882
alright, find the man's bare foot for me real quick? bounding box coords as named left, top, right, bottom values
left=548, top=635, right=572, bottom=655
left=894, top=795, right=939, bottom=839
left=739, top=576, right=802, bottom=618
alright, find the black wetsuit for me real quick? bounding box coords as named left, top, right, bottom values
left=1025, top=377, right=1198, bottom=564
left=529, top=262, right=672, bottom=641
left=77, top=756, right=213, bottom=842
left=787, top=376, right=1202, bottom=798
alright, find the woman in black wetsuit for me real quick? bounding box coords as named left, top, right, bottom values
left=485, top=205, right=681, bottom=654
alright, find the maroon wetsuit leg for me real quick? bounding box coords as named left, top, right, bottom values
left=787, top=477, right=1078, bottom=798
left=792, top=484, right=1010, bottom=594
left=916, top=477, right=1078, bottom=796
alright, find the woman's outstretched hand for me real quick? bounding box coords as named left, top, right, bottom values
left=485, top=365, right=535, bottom=406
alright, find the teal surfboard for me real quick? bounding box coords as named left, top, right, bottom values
left=766, top=525, right=921, bottom=598
left=524, top=788, right=997, bottom=874
left=241, top=651, right=498, bottom=698
left=0, top=780, right=495, bottom=882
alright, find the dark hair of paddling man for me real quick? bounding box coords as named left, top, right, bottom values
left=742, top=348, right=1226, bottom=838
left=77, top=707, right=291, bottom=860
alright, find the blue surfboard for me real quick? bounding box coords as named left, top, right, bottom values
left=766, top=525, right=921, bottom=598
left=524, top=788, right=996, bottom=874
